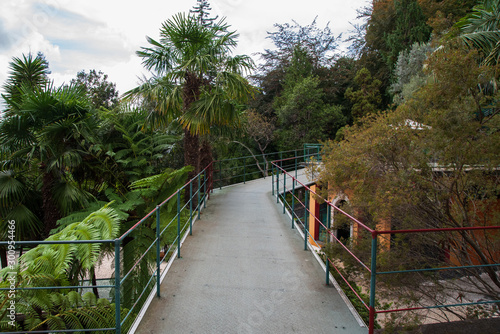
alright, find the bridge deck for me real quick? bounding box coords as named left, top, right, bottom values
left=135, top=170, right=367, bottom=334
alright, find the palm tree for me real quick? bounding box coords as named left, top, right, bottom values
left=1, top=52, right=50, bottom=113
left=1, top=54, right=93, bottom=238
left=458, top=0, right=500, bottom=65
left=124, top=13, right=255, bottom=175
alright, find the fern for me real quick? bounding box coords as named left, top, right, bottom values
left=0, top=205, right=127, bottom=332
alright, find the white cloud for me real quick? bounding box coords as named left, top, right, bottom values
left=0, top=0, right=368, bottom=95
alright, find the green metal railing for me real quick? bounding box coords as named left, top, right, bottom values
left=272, top=157, right=500, bottom=334
left=214, top=144, right=323, bottom=189
left=0, top=146, right=325, bottom=333
left=0, top=164, right=213, bottom=334
left=0, top=146, right=329, bottom=333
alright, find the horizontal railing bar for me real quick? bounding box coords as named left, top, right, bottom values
left=377, top=263, right=500, bottom=275
left=273, top=161, right=375, bottom=233
left=328, top=258, right=369, bottom=310
left=0, top=239, right=114, bottom=245
left=378, top=225, right=500, bottom=235
left=1, top=328, right=116, bottom=333
left=0, top=284, right=115, bottom=291
left=376, top=299, right=500, bottom=314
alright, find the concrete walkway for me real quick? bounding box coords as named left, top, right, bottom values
left=135, top=171, right=367, bottom=334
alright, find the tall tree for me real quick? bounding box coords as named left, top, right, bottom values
left=359, top=0, right=431, bottom=105
left=274, top=45, right=346, bottom=150
left=385, top=0, right=432, bottom=69
left=320, top=46, right=500, bottom=326
left=1, top=83, right=92, bottom=237
left=190, top=0, right=218, bottom=27
left=257, top=17, right=340, bottom=74
left=1, top=52, right=49, bottom=114
left=124, top=13, right=255, bottom=175
left=1, top=54, right=94, bottom=238
left=71, top=69, right=119, bottom=109
left=344, top=67, right=382, bottom=123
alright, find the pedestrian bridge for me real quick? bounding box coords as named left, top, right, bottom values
left=5, top=148, right=495, bottom=333
left=1, top=148, right=372, bottom=334
left=132, top=168, right=366, bottom=334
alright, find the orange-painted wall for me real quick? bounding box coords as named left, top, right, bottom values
left=308, top=185, right=321, bottom=246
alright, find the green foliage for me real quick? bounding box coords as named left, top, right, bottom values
left=0, top=55, right=95, bottom=237
left=272, top=44, right=346, bottom=151
left=71, top=69, right=119, bottom=109
left=344, top=68, right=382, bottom=123
left=259, top=18, right=340, bottom=71
left=319, top=44, right=500, bottom=323
left=384, top=0, right=432, bottom=69
left=124, top=12, right=255, bottom=175
left=125, top=12, right=255, bottom=135
left=1, top=52, right=49, bottom=112
left=390, top=42, right=433, bottom=104
left=275, top=75, right=345, bottom=150
left=0, top=205, right=134, bottom=332
left=458, top=0, right=500, bottom=65
left=190, top=0, right=218, bottom=27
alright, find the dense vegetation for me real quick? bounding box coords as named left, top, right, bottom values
left=1, top=0, right=499, bottom=332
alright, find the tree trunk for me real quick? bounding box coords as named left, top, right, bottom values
left=182, top=71, right=202, bottom=176
left=91, top=267, right=99, bottom=298
left=199, top=138, right=213, bottom=173
left=184, top=128, right=200, bottom=178
left=40, top=164, right=61, bottom=238
left=0, top=247, right=6, bottom=269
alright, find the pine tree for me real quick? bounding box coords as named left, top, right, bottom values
left=190, top=0, right=218, bottom=27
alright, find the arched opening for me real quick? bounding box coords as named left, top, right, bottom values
left=333, top=200, right=352, bottom=245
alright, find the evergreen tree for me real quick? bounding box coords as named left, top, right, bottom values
left=344, top=67, right=382, bottom=124
left=274, top=45, right=346, bottom=150
left=190, top=0, right=218, bottom=27
left=384, top=0, right=432, bottom=70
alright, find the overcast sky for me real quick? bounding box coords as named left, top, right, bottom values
left=0, top=0, right=368, bottom=95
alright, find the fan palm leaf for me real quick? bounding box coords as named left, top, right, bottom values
left=124, top=12, right=255, bottom=174
left=458, top=0, right=500, bottom=65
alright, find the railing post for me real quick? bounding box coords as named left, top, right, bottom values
left=294, top=152, right=298, bottom=187
left=304, top=190, right=309, bottom=251
left=156, top=206, right=161, bottom=296
left=272, top=164, right=275, bottom=196
left=219, top=161, right=222, bottom=190
left=282, top=170, right=286, bottom=214
left=210, top=163, right=213, bottom=195
left=325, top=204, right=331, bottom=285
left=198, top=174, right=201, bottom=220
left=291, top=178, right=295, bottom=229
left=203, top=169, right=207, bottom=209
left=243, top=159, right=246, bottom=184
left=177, top=192, right=181, bottom=259
left=114, top=239, right=121, bottom=334
left=262, top=155, right=266, bottom=179
left=369, top=233, right=378, bottom=334
left=276, top=167, right=280, bottom=203
left=189, top=182, right=193, bottom=236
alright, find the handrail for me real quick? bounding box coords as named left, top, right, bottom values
left=0, top=162, right=214, bottom=334
left=271, top=155, right=500, bottom=334
left=0, top=148, right=314, bottom=333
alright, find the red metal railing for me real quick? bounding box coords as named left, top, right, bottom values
left=272, top=157, right=500, bottom=334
